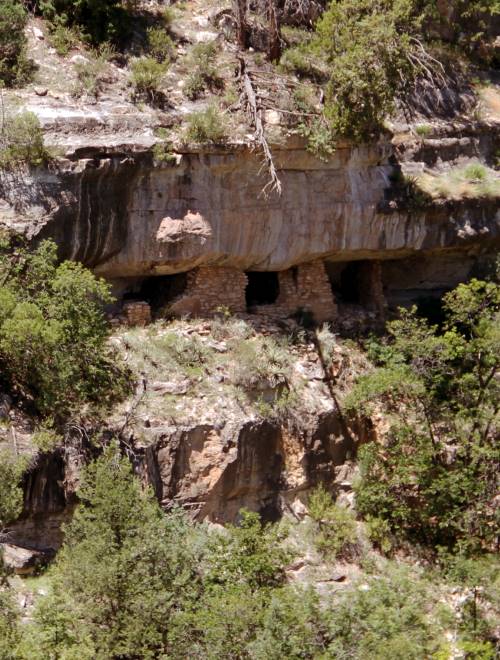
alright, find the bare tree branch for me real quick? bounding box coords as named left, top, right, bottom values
left=238, top=57, right=282, bottom=197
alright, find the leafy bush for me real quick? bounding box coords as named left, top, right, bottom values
left=308, top=484, right=358, bottom=558
left=206, top=509, right=289, bottom=590
left=282, top=0, right=497, bottom=152
left=47, top=20, right=79, bottom=56
left=0, top=447, right=24, bottom=531
left=440, top=554, right=500, bottom=652
left=31, top=425, right=63, bottom=453
left=0, top=446, right=25, bottom=652
left=350, top=279, right=500, bottom=554
left=130, top=56, right=167, bottom=103
left=415, top=123, right=432, bottom=137
left=20, top=446, right=204, bottom=659
left=185, top=105, right=227, bottom=143
left=0, top=239, right=129, bottom=422
left=147, top=26, right=174, bottom=63
left=365, top=515, right=393, bottom=554
left=0, top=112, right=48, bottom=168
left=152, top=132, right=176, bottom=164
left=38, top=0, right=136, bottom=46
left=327, top=566, right=445, bottom=659
left=184, top=41, right=224, bottom=100
left=313, top=0, right=419, bottom=144
left=13, top=447, right=475, bottom=658
left=0, top=589, right=20, bottom=658
left=0, top=0, right=33, bottom=86
left=280, top=45, right=327, bottom=79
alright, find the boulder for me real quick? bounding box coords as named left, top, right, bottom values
left=1, top=544, right=52, bottom=575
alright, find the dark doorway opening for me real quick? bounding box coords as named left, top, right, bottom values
left=339, top=262, right=362, bottom=304
left=326, top=261, right=363, bottom=304
left=123, top=273, right=188, bottom=311
left=245, top=271, right=280, bottom=307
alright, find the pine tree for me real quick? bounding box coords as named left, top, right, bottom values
left=22, top=445, right=202, bottom=658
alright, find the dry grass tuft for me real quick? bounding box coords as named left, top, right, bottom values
left=417, top=163, right=500, bottom=201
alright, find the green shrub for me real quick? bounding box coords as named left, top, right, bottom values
left=185, top=105, right=226, bottom=143
left=184, top=41, right=223, bottom=100
left=281, top=0, right=463, bottom=152
left=130, top=56, right=168, bottom=103
left=317, top=1, right=416, bottom=143
left=206, top=509, right=290, bottom=590
left=0, top=112, right=48, bottom=168
left=48, top=21, right=79, bottom=56
left=20, top=446, right=204, bottom=659
left=280, top=46, right=326, bottom=79
left=0, top=447, right=24, bottom=531
left=350, top=279, right=500, bottom=554
left=0, top=0, right=32, bottom=86
left=39, top=0, right=135, bottom=46
left=439, top=554, right=500, bottom=651
left=161, top=5, right=175, bottom=28
left=152, top=129, right=176, bottom=164
left=365, top=515, right=393, bottom=554
left=0, top=589, right=20, bottom=657
left=327, top=566, right=445, bottom=659
left=147, top=26, right=174, bottom=63
left=308, top=485, right=358, bottom=558
left=31, top=425, right=63, bottom=453
left=298, top=117, right=336, bottom=160
left=0, top=239, right=129, bottom=422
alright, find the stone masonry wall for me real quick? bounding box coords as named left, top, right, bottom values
left=168, top=266, right=247, bottom=317
left=123, top=301, right=152, bottom=327
left=168, top=261, right=337, bottom=321
left=255, top=260, right=337, bottom=323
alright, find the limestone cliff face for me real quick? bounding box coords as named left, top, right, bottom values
left=6, top=409, right=362, bottom=555
left=2, top=125, right=498, bottom=280
left=142, top=412, right=360, bottom=523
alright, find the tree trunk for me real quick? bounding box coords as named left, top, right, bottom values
left=233, top=0, right=249, bottom=49
left=268, top=0, right=281, bottom=62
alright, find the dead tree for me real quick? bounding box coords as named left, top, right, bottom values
left=267, top=0, right=282, bottom=62
left=238, top=57, right=282, bottom=197
left=233, top=0, right=250, bottom=49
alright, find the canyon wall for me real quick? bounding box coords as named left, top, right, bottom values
left=1, top=127, right=498, bottom=285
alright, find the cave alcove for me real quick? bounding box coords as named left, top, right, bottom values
left=245, top=271, right=280, bottom=308
left=123, top=272, right=188, bottom=312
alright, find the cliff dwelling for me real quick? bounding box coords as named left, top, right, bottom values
left=115, top=250, right=491, bottom=331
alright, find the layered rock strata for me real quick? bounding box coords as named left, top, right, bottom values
left=2, top=134, right=498, bottom=284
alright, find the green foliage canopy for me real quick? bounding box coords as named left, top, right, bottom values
left=0, top=0, right=32, bottom=86
left=18, top=448, right=454, bottom=659
left=0, top=238, right=129, bottom=422
left=349, top=279, right=500, bottom=554
left=38, top=0, right=136, bottom=45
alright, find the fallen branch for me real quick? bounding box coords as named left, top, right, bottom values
left=238, top=57, right=282, bottom=197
